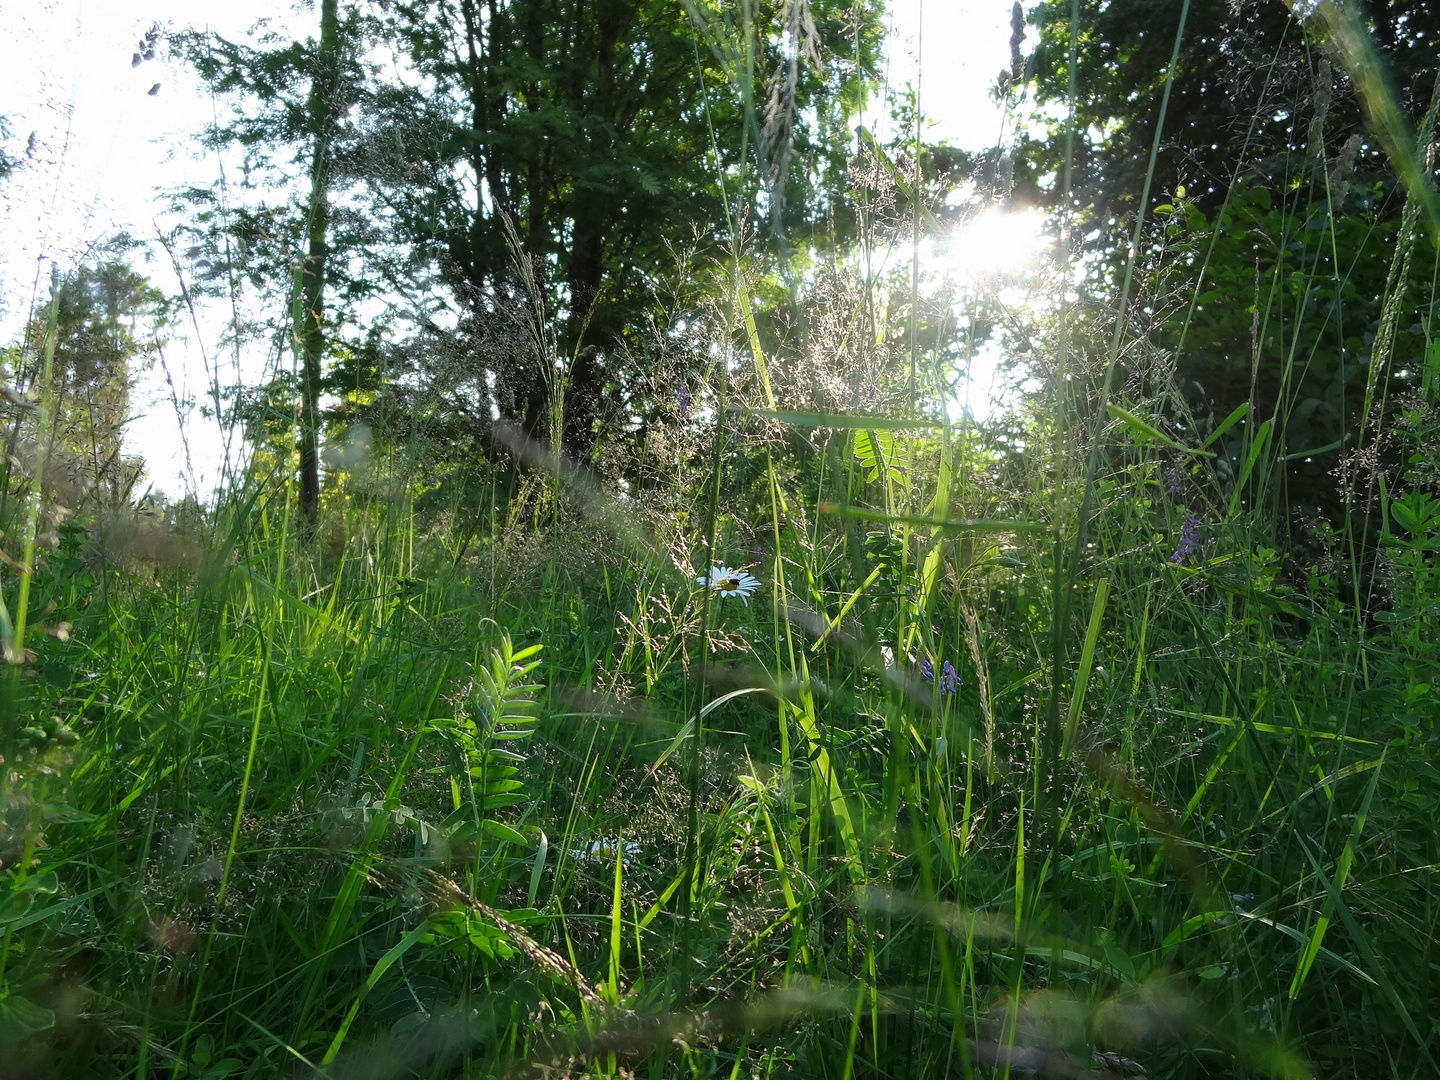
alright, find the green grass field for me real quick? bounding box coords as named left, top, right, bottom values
left=3, top=2, right=1440, bottom=1077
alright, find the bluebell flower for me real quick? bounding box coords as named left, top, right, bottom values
left=677, top=383, right=691, bottom=418
left=920, top=657, right=934, bottom=681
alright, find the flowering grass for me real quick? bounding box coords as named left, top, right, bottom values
left=1, top=6, right=1439, bottom=1080
left=2, top=229, right=1435, bottom=1076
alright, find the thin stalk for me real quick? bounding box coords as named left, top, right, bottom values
left=10, top=268, right=62, bottom=666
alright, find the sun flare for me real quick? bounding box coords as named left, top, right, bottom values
left=926, top=206, right=1048, bottom=283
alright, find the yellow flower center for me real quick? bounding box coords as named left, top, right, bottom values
left=720, top=577, right=739, bottom=591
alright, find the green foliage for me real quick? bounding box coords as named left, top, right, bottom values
left=5, top=1, right=1440, bottom=1077
left=0, top=116, right=23, bottom=186
left=429, top=634, right=543, bottom=849
left=852, top=428, right=903, bottom=485
left=173, top=0, right=888, bottom=470
left=1163, top=184, right=1436, bottom=514
left=5, top=256, right=163, bottom=509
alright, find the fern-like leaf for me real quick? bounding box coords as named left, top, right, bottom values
left=431, top=634, right=543, bottom=850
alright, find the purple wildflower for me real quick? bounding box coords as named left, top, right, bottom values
left=940, top=661, right=960, bottom=694
left=677, top=383, right=691, bottom=418
left=1164, top=462, right=1184, bottom=495
left=921, top=658, right=960, bottom=694
left=1170, top=508, right=1201, bottom=563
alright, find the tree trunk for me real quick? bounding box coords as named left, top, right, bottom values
left=558, top=3, right=625, bottom=462
left=297, top=0, right=340, bottom=527
left=561, top=217, right=605, bottom=460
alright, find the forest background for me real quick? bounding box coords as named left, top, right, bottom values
left=1, top=1, right=1439, bottom=1078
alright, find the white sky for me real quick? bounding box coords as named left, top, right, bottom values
left=0, top=0, right=1019, bottom=500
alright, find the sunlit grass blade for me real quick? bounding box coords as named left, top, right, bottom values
left=1201, top=401, right=1250, bottom=449
left=1288, top=756, right=1384, bottom=1000
left=749, top=409, right=944, bottom=431
left=1108, top=403, right=1215, bottom=456
left=817, top=503, right=1043, bottom=533
left=322, top=919, right=432, bottom=1065
left=1295, top=832, right=1437, bottom=1070
left=1062, top=577, right=1110, bottom=755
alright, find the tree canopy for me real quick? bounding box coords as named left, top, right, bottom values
left=1012, top=0, right=1440, bottom=518
left=173, top=0, right=887, bottom=479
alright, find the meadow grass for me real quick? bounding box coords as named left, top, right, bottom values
left=3, top=243, right=1436, bottom=1078
left=3, top=7, right=1440, bottom=1079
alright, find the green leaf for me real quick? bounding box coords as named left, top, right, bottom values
left=1108, top=403, right=1215, bottom=456
left=444, top=820, right=477, bottom=846
left=472, top=778, right=524, bottom=795
left=1295, top=833, right=1435, bottom=1068
left=0, top=892, right=34, bottom=923
left=1391, top=492, right=1438, bottom=537
left=1063, top=578, right=1111, bottom=755
left=24, top=872, right=58, bottom=898
left=40, top=804, right=96, bottom=825
left=1228, top=418, right=1273, bottom=517
left=1201, top=402, right=1249, bottom=449
left=483, top=748, right=527, bottom=764
left=0, top=991, right=55, bottom=1038
left=1103, top=942, right=1136, bottom=982
left=644, top=717, right=695, bottom=781
left=482, top=793, right=526, bottom=810
left=0, top=871, right=59, bottom=924
left=1161, top=909, right=1230, bottom=952
left=853, top=429, right=875, bottom=477
left=1280, top=438, right=1343, bottom=462
left=321, top=919, right=432, bottom=1065
left=480, top=819, right=528, bottom=846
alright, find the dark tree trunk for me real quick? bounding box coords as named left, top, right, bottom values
left=561, top=217, right=605, bottom=460
left=298, top=0, right=340, bottom=527
left=558, top=1, right=627, bottom=462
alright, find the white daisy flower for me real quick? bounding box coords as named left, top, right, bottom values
left=696, top=565, right=761, bottom=603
